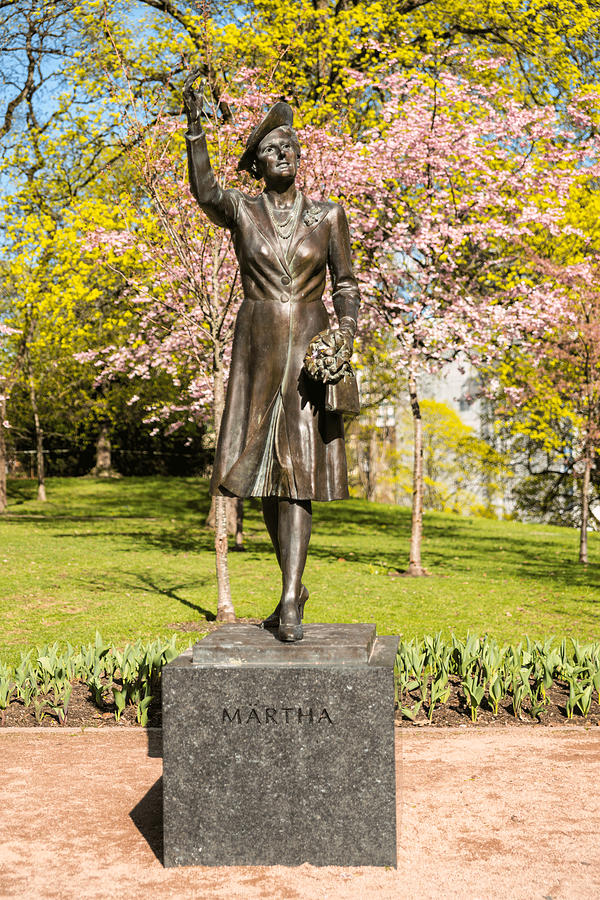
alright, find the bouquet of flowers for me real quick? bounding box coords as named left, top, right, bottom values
left=304, top=328, right=360, bottom=416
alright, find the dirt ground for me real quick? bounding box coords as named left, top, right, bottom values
left=1, top=726, right=599, bottom=900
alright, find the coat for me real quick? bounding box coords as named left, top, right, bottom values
left=186, top=126, right=360, bottom=501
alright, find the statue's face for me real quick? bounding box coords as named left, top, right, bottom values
left=255, top=127, right=300, bottom=182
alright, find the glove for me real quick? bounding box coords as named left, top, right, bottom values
left=183, top=67, right=206, bottom=129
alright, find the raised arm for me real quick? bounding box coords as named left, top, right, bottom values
left=183, top=70, right=238, bottom=229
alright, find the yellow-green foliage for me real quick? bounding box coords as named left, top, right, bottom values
left=3, top=0, right=600, bottom=466
left=215, top=0, right=600, bottom=122
left=494, top=352, right=582, bottom=455
left=419, top=400, right=511, bottom=516
left=0, top=169, right=158, bottom=431
left=372, top=399, right=511, bottom=516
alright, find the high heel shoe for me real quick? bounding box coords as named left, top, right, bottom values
left=278, top=597, right=303, bottom=642
left=298, top=584, right=308, bottom=619
left=260, top=584, right=308, bottom=630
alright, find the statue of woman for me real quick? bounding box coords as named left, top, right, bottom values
left=183, top=73, right=360, bottom=642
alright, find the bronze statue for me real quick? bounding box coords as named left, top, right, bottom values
left=183, top=72, right=360, bottom=642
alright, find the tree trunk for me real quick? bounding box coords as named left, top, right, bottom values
left=0, top=392, right=7, bottom=513
left=213, top=358, right=235, bottom=622
left=359, top=424, right=377, bottom=503
left=28, top=365, right=46, bottom=502
left=214, top=493, right=235, bottom=621
left=405, top=354, right=428, bottom=576
left=93, top=424, right=113, bottom=476
left=206, top=495, right=243, bottom=537
left=367, top=424, right=378, bottom=502
left=394, top=400, right=404, bottom=505
left=578, top=444, right=591, bottom=564
left=233, top=497, right=245, bottom=551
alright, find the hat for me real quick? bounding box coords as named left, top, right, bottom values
left=237, top=101, right=294, bottom=173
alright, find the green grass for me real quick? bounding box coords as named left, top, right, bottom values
left=1, top=476, right=599, bottom=666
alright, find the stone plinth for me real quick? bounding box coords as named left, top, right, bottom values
left=162, top=624, right=399, bottom=868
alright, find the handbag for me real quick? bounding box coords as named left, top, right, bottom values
left=325, top=366, right=360, bottom=417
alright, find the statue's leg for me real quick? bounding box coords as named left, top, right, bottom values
left=259, top=497, right=282, bottom=628
left=260, top=497, right=310, bottom=632
left=261, top=496, right=281, bottom=564
left=278, top=498, right=312, bottom=641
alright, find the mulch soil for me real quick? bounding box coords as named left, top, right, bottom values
left=397, top=673, right=600, bottom=728
left=1, top=680, right=162, bottom=729
left=2, top=672, right=599, bottom=731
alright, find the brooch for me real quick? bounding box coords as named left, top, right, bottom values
left=302, top=205, right=322, bottom=228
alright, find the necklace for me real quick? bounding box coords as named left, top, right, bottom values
left=264, top=191, right=302, bottom=241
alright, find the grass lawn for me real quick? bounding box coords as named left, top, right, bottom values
left=1, top=476, right=599, bottom=665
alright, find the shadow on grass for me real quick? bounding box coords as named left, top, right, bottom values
left=130, top=572, right=216, bottom=621
left=77, top=508, right=600, bottom=596
left=83, top=572, right=216, bottom=620
left=47, top=525, right=217, bottom=553
left=5, top=481, right=37, bottom=504
left=313, top=500, right=412, bottom=536
left=140, top=527, right=216, bottom=554
left=232, top=535, right=397, bottom=570
left=422, top=521, right=600, bottom=593
left=5, top=516, right=165, bottom=523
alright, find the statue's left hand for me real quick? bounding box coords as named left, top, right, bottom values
left=335, top=326, right=354, bottom=366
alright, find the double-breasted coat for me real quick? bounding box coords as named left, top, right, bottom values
left=186, top=125, right=360, bottom=501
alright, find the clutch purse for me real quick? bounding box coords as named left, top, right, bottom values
left=325, top=368, right=360, bottom=417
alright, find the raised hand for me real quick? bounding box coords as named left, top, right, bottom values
left=183, top=67, right=206, bottom=125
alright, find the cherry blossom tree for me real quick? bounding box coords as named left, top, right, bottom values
left=539, top=290, right=600, bottom=564
left=338, top=61, right=600, bottom=573
left=85, top=95, right=247, bottom=621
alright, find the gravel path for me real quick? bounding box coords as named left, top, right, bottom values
left=1, top=726, right=599, bottom=899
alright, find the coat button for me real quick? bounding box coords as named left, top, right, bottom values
left=280, top=275, right=291, bottom=285
left=280, top=295, right=289, bottom=303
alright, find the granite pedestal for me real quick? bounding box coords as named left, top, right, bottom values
left=162, top=623, right=399, bottom=868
